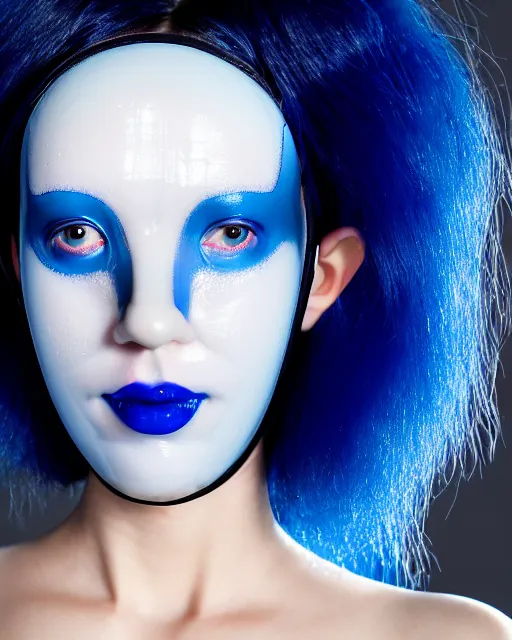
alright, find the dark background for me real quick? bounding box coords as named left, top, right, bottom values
left=1, top=0, right=512, bottom=617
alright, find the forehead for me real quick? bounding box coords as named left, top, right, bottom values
left=24, top=43, right=285, bottom=209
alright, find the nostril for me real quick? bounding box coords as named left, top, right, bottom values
left=113, top=322, right=138, bottom=346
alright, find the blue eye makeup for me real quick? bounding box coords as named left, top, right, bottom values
left=173, top=125, right=305, bottom=317
left=21, top=125, right=304, bottom=321
left=22, top=190, right=133, bottom=312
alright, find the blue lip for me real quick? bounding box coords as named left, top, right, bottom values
left=102, top=382, right=208, bottom=435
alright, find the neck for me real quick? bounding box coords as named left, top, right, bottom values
left=62, top=445, right=290, bottom=619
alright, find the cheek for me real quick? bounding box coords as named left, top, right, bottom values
left=21, top=248, right=117, bottom=375
left=189, top=243, right=302, bottom=366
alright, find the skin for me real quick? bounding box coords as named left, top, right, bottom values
left=1, top=231, right=511, bottom=639
left=2, top=19, right=510, bottom=638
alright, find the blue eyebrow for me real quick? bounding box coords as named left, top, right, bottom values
left=20, top=125, right=305, bottom=320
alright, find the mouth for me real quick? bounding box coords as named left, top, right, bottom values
left=102, top=382, right=209, bottom=436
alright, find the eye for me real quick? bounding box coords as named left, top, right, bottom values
left=201, top=224, right=257, bottom=254
left=50, top=223, right=105, bottom=256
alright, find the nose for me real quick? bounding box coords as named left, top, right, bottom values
left=114, top=302, right=195, bottom=350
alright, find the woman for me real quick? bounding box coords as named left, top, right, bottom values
left=0, top=0, right=510, bottom=636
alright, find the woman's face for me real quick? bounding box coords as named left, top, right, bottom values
left=19, top=43, right=306, bottom=502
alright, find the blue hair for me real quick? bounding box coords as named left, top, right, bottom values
left=0, top=0, right=509, bottom=589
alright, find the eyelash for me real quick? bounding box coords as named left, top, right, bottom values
left=49, top=223, right=106, bottom=256
left=47, top=220, right=258, bottom=260
left=201, top=223, right=257, bottom=255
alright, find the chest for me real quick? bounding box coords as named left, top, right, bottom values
left=0, top=602, right=382, bottom=640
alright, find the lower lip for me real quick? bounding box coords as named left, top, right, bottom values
left=102, top=396, right=207, bottom=435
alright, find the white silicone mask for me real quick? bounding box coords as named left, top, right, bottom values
left=19, top=42, right=305, bottom=502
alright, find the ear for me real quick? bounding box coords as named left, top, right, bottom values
left=11, top=235, right=20, bottom=282
left=301, top=227, right=365, bottom=331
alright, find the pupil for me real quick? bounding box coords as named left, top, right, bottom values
left=225, top=226, right=242, bottom=240
left=68, top=226, right=86, bottom=241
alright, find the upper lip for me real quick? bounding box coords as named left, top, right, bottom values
left=103, top=382, right=208, bottom=404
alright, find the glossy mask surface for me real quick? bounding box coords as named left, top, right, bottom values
left=20, top=43, right=305, bottom=502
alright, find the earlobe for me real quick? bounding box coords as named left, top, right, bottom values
left=10, top=235, right=20, bottom=283
left=301, top=227, right=365, bottom=331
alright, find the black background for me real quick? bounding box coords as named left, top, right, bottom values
left=1, top=0, right=511, bottom=617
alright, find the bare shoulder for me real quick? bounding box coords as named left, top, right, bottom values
left=0, top=542, right=41, bottom=596
left=389, top=588, right=512, bottom=640
left=281, top=535, right=512, bottom=639
left=0, top=544, right=32, bottom=624
left=0, top=543, right=24, bottom=582
left=0, top=536, right=68, bottom=602
left=323, top=569, right=512, bottom=640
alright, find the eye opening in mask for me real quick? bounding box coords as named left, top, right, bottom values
left=200, top=219, right=260, bottom=259
left=47, top=220, right=107, bottom=258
